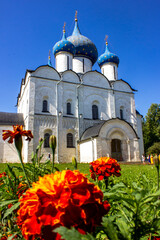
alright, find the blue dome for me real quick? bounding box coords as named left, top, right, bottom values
left=67, top=20, right=98, bottom=65
left=98, top=43, right=119, bottom=67
left=53, top=30, right=75, bottom=56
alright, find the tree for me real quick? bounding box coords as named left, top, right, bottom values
left=143, top=104, right=160, bottom=154
left=147, top=142, right=160, bottom=155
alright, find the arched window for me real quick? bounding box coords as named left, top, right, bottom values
left=44, top=133, right=50, bottom=148
left=120, top=108, right=124, bottom=119
left=92, top=105, right=98, bottom=120
left=67, top=102, right=72, bottom=115
left=67, top=133, right=74, bottom=148
left=42, top=100, right=48, bottom=112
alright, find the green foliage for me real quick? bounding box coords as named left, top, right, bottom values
left=147, top=142, right=160, bottom=155
left=143, top=103, right=160, bottom=153
left=0, top=161, right=160, bottom=239
left=103, top=175, right=160, bottom=240
left=54, top=226, right=96, bottom=240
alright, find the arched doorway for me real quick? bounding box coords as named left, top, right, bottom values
left=111, top=139, right=123, bottom=161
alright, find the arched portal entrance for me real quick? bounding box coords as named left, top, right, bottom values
left=111, top=139, right=123, bottom=161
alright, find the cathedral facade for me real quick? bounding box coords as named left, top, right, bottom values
left=0, top=15, right=144, bottom=163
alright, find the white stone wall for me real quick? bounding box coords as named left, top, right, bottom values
left=55, top=52, right=73, bottom=72
left=13, top=65, right=143, bottom=163
left=82, top=71, right=110, bottom=88
left=72, top=57, right=92, bottom=73
left=80, top=141, right=93, bottom=163
left=17, top=73, right=30, bottom=118
left=101, top=62, right=118, bottom=80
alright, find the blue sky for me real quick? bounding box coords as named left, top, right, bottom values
left=0, top=0, right=160, bottom=117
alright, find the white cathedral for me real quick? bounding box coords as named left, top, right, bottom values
left=0, top=14, right=144, bottom=163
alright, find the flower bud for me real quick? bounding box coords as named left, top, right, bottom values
left=49, top=135, right=56, bottom=151
left=14, top=135, right=23, bottom=155
left=72, top=156, right=77, bottom=169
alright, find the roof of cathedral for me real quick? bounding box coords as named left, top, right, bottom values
left=67, top=18, right=98, bottom=65
left=53, top=25, right=75, bottom=56
left=80, top=118, right=139, bottom=141
left=0, top=112, right=24, bottom=125
left=80, top=121, right=105, bottom=141
left=98, top=38, right=119, bottom=67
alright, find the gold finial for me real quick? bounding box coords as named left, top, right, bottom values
left=63, top=22, right=66, bottom=32
left=75, top=10, right=78, bottom=21
left=105, top=35, right=108, bottom=45
left=48, top=50, right=51, bottom=59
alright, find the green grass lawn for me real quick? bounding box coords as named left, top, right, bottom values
left=0, top=162, right=158, bottom=185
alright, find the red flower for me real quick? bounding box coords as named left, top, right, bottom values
left=90, top=157, right=121, bottom=180
left=8, top=203, right=13, bottom=209
left=17, top=170, right=110, bottom=240
left=2, top=125, right=33, bottom=144
left=0, top=172, right=7, bottom=178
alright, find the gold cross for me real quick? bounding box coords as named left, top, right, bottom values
left=63, top=22, right=66, bottom=32
left=105, top=35, right=108, bottom=45
left=75, top=10, right=78, bottom=21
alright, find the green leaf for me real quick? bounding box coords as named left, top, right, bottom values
left=3, top=202, right=20, bottom=219
left=116, top=217, right=132, bottom=240
left=54, top=226, right=96, bottom=240
left=102, top=217, right=119, bottom=240
left=54, top=226, right=82, bottom=240
left=7, top=164, right=17, bottom=179
left=0, top=199, right=18, bottom=208
left=54, top=167, right=60, bottom=172
left=7, top=232, right=18, bottom=240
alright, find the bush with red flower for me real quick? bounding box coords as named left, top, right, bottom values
left=17, top=170, right=110, bottom=240
left=90, top=157, right=121, bottom=181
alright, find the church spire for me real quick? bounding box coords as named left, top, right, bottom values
left=72, top=10, right=81, bottom=35
left=48, top=50, right=52, bottom=66
left=62, top=22, right=66, bottom=40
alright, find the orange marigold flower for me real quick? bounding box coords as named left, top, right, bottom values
left=2, top=125, right=33, bottom=144
left=17, top=170, right=110, bottom=240
left=90, top=157, right=121, bottom=180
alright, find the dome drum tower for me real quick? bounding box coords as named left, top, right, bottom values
left=98, top=36, right=119, bottom=81
left=53, top=13, right=98, bottom=74
left=53, top=23, right=75, bottom=72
